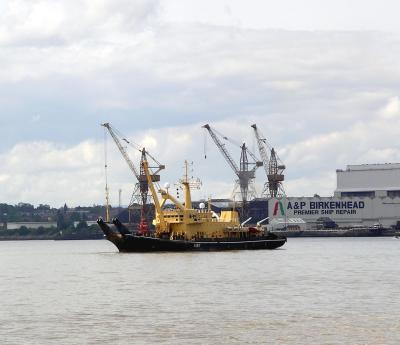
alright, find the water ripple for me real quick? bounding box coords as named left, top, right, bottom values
left=0, top=238, right=399, bottom=344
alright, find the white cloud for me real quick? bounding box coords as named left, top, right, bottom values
left=0, top=174, right=10, bottom=183
left=0, top=0, right=160, bottom=83
left=284, top=172, right=336, bottom=198
left=1, top=1, right=400, bottom=206
left=5, top=140, right=99, bottom=172
left=0, top=0, right=160, bottom=46
left=281, top=97, right=400, bottom=195
left=380, top=96, right=400, bottom=119
left=0, top=140, right=105, bottom=206
left=161, top=0, right=400, bottom=33
left=3, top=98, right=400, bottom=207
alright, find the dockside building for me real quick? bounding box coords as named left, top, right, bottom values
left=269, top=163, right=400, bottom=229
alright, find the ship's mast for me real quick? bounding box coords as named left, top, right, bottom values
left=179, top=160, right=201, bottom=209
left=103, top=127, right=110, bottom=222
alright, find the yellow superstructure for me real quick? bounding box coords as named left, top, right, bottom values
left=143, top=160, right=248, bottom=240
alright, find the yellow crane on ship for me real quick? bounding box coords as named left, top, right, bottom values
left=142, top=159, right=247, bottom=240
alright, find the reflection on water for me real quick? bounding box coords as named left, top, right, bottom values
left=0, top=238, right=399, bottom=344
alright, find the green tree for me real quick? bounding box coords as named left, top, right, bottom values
left=76, top=220, right=88, bottom=230
left=18, top=226, right=30, bottom=236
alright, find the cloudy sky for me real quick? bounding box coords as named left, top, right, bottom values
left=1, top=0, right=400, bottom=207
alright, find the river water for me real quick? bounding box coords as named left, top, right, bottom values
left=0, top=237, right=399, bottom=345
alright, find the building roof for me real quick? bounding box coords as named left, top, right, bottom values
left=270, top=218, right=306, bottom=224
left=342, top=163, right=400, bottom=171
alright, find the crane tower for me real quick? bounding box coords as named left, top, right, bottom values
left=251, top=124, right=285, bottom=198
left=102, top=123, right=164, bottom=232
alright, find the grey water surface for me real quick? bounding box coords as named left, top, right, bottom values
left=0, top=237, right=399, bottom=345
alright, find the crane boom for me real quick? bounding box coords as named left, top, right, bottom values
left=251, top=124, right=270, bottom=176
left=202, top=124, right=240, bottom=176
left=102, top=123, right=140, bottom=180
left=213, top=127, right=261, bottom=164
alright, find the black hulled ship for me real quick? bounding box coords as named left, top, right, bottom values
left=98, top=160, right=286, bottom=252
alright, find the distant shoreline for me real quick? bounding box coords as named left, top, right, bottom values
left=0, top=234, right=104, bottom=241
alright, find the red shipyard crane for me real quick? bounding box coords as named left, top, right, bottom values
left=102, top=123, right=164, bottom=233
left=202, top=124, right=263, bottom=205
left=251, top=124, right=285, bottom=198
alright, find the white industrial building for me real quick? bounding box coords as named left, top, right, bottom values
left=5, top=222, right=57, bottom=230
left=335, top=163, right=400, bottom=198
left=269, top=163, right=400, bottom=229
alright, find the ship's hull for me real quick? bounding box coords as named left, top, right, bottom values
left=112, top=234, right=286, bottom=252
left=98, top=220, right=286, bottom=252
